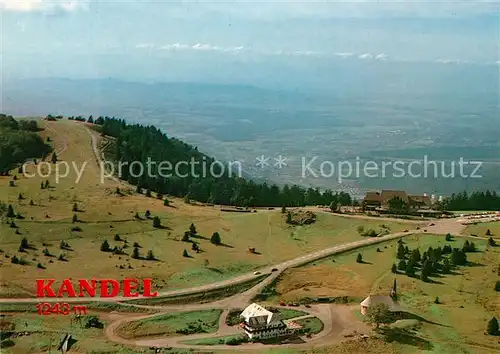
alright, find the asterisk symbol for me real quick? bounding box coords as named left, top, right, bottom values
left=256, top=155, right=270, bottom=169
left=274, top=155, right=288, bottom=168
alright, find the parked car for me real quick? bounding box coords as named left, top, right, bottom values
left=253, top=271, right=261, bottom=275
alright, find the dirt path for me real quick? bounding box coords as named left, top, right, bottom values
left=43, top=120, right=69, bottom=157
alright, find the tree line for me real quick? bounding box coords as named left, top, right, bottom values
left=95, top=117, right=353, bottom=207
left=439, top=190, right=500, bottom=211
left=0, top=114, right=51, bottom=174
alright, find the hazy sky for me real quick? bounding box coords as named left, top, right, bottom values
left=2, top=0, right=499, bottom=82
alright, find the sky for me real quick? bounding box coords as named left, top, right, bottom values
left=1, top=0, right=499, bottom=84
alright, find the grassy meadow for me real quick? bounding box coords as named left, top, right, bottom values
left=267, top=234, right=500, bottom=353
left=0, top=312, right=144, bottom=354
left=464, top=221, right=500, bottom=238
left=0, top=120, right=418, bottom=297
left=116, top=309, right=222, bottom=339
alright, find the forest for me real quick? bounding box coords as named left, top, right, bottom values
left=438, top=190, right=500, bottom=211
left=98, top=117, right=353, bottom=207
left=0, top=114, right=51, bottom=174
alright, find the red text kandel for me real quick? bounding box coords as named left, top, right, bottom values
left=36, top=278, right=158, bottom=298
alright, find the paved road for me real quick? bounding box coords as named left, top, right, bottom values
left=0, top=228, right=424, bottom=304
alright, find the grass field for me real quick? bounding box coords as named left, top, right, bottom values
left=0, top=312, right=133, bottom=354
left=115, top=309, right=223, bottom=339
left=269, top=234, right=500, bottom=353
left=295, top=317, right=323, bottom=335
left=0, top=120, right=418, bottom=297
left=464, top=221, right=500, bottom=238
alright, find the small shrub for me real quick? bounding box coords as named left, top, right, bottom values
left=210, top=232, right=222, bottom=245
left=487, top=317, right=499, bottom=336
left=146, top=250, right=155, bottom=260
left=131, top=247, right=140, bottom=259
left=18, top=258, right=29, bottom=265
left=100, top=240, right=111, bottom=252
left=152, top=216, right=162, bottom=228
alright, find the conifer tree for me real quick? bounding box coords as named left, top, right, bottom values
left=487, top=317, right=499, bottom=336
left=100, top=240, right=111, bottom=252
left=391, top=264, right=397, bottom=274
left=132, top=247, right=140, bottom=259
left=398, top=259, right=407, bottom=271
left=210, top=232, right=221, bottom=245
left=189, top=223, right=197, bottom=236
left=152, top=216, right=161, bottom=228
left=19, top=237, right=29, bottom=251
left=397, top=243, right=406, bottom=259
left=6, top=204, right=15, bottom=218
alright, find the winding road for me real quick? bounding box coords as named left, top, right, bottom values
left=0, top=227, right=428, bottom=304
left=2, top=121, right=486, bottom=351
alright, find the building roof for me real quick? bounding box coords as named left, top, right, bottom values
left=240, top=303, right=282, bottom=327
left=380, top=190, right=409, bottom=204
left=409, top=195, right=432, bottom=205
left=360, top=295, right=401, bottom=312
left=364, top=191, right=382, bottom=203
